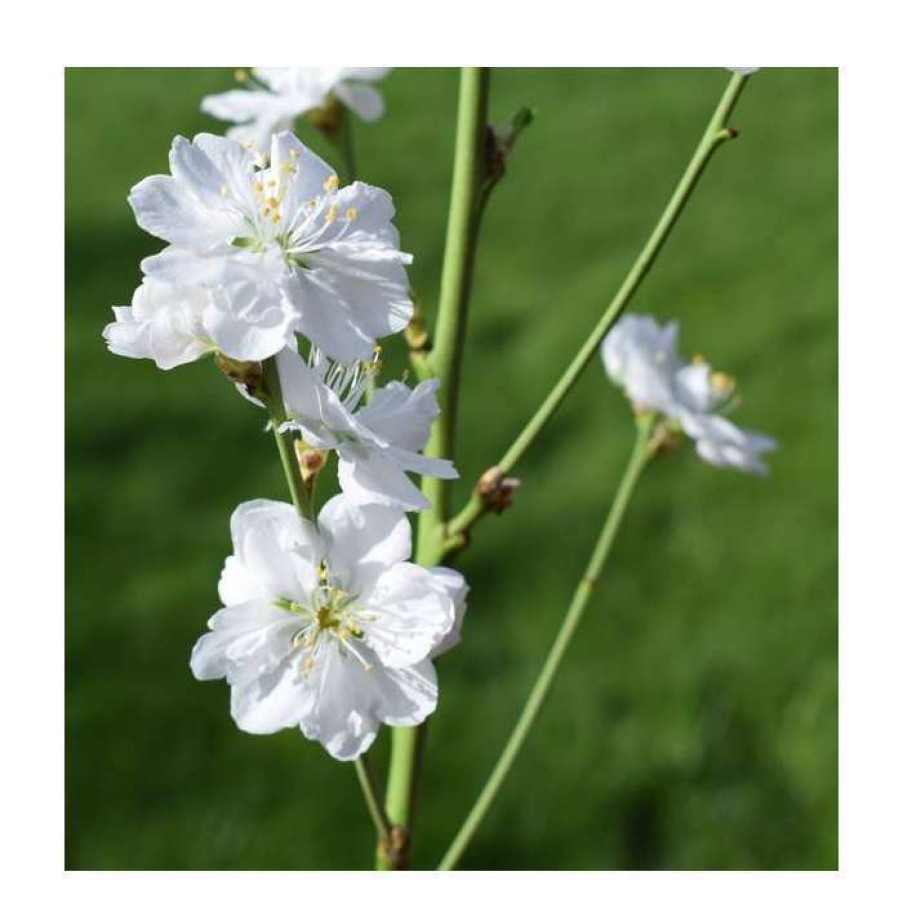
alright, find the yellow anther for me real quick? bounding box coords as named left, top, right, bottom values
left=692, top=353, right=706, bottom=366
left=280, top=162, right=297, bottom=175
left=267, top=195, right=280, bottom=209
left=710, top=371, right=736, bottom=394
left=272, top=213, right=282, bottom=224
left=219, top=185, right=231, bottom=197
left=323, top=174, right=340, bottom=192
left=267, top=179, right=277, bottom=188
left=253, top=181, right=263, bottom=193
left=234, top=69, right=249, bottom=83
left=345, top=207, right=358, bottom=222
left=326, top=204, right=338, bottom=223
left=289, top=148, right=299, bottom=160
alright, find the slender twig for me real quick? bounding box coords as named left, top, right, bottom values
left=438, top=416, right=655, bottom=871
left=377, top=67, right=492, bottom=871
left=355, top=753, right=392, bottom=845
left=260, top=357, right=314, bottom=521
left=445, top=71, right=752, bottom=547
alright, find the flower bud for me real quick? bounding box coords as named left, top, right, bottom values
left=294, top=440, right=329, bottom=482
left=477, top=466, right=522, bottom=514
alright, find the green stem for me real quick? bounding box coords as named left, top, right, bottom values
left=261, top=358, right=314, bottom=521
left=377, top=67, right=491, bottom=871
left=447, top=71, right=750, bottom=544
left=421, top=66, right=491, bottom=527
left=355, top=753, right=391, bottom=846
left=438, top=416, right=655, bottom=871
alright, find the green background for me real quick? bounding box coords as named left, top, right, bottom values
left=66, top=68, right=837, bottom=870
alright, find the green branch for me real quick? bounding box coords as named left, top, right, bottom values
left=438, top=415, right=656, bottom=870
left=446, top=71, right=751, bottom=546
left=377, top=67, right=492, bottom=871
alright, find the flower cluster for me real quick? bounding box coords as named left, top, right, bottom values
left=602, top=314, right=776, bottom=473
left=104, top=92, right=467, bottom=760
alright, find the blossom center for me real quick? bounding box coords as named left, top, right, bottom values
left=232, top=164, right=360, bottom=270
left=276, top=573, right=372, bottom=677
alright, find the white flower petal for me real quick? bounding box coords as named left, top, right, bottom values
left=333, top=82, right=385, bottom=122
left=102, top=279, right=214, bottom=370
left=230, top=500, right=323, bottom=602
left=283, top=269, right=381, bottom=365
left=201, top=89, right=289, bottom=123
left=356, top=379, right=439, bottom=452
left=317, top=495, right=411, bottom=594
left=218, top=555, right=270, bottom=608
left=231, top=657, right=312, bottom=735
left=361, top=563, right=456, bottom=668
left=129, top=172, right=233, bottom=252
left=296, top=644, right=380, bottom=760
left=429, top=567, right=470, bottom=657
left=374, top=660, right=438, bottom=728
left=337, top=447, right=430, bottom=511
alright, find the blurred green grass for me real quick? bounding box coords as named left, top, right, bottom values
left=65, top=68, right=837, bottom=870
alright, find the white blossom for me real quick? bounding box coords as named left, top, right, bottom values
left=275, top=346, right=457, bottom=510
left=129, top=131, right=412, bottom=364
left=190, top=496, right=467, bottom=761
left=202, top=68, right=391, bottom=154
left=602, top=314, right=776, bottom=474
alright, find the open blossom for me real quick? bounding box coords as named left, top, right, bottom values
left=190, top=496, right=467, bottom=760
left=202, top=68, right=391, bottom=154
left=276, top=347, right=457, bottom=510
left=602, top=314, right=776, bottom=474
left=129, top=131, right=412, bottom=364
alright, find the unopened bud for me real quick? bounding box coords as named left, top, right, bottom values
left=476, top=466, right=522, bottom=515
left=294, top=440, right=329, bottom=482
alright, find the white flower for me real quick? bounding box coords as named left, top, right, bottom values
left=190, top=496, right=467, bottom=761
left=201, top=68, right=391, bottom=153
left=275, top=346, right=458, bottom=510
left=726, top=67, right=760, bottom=75
left=129, top=131, right=412, bottom=364
left=602, top=314, right=776, bottom=474
left=102, top=275, right=299, bottom=368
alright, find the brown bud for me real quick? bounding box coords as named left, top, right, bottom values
left=476, top=466, right=522, bottom=515
left=294, top=440, right=329, bottom=482
left=214, top=353, right=263, bottom=398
